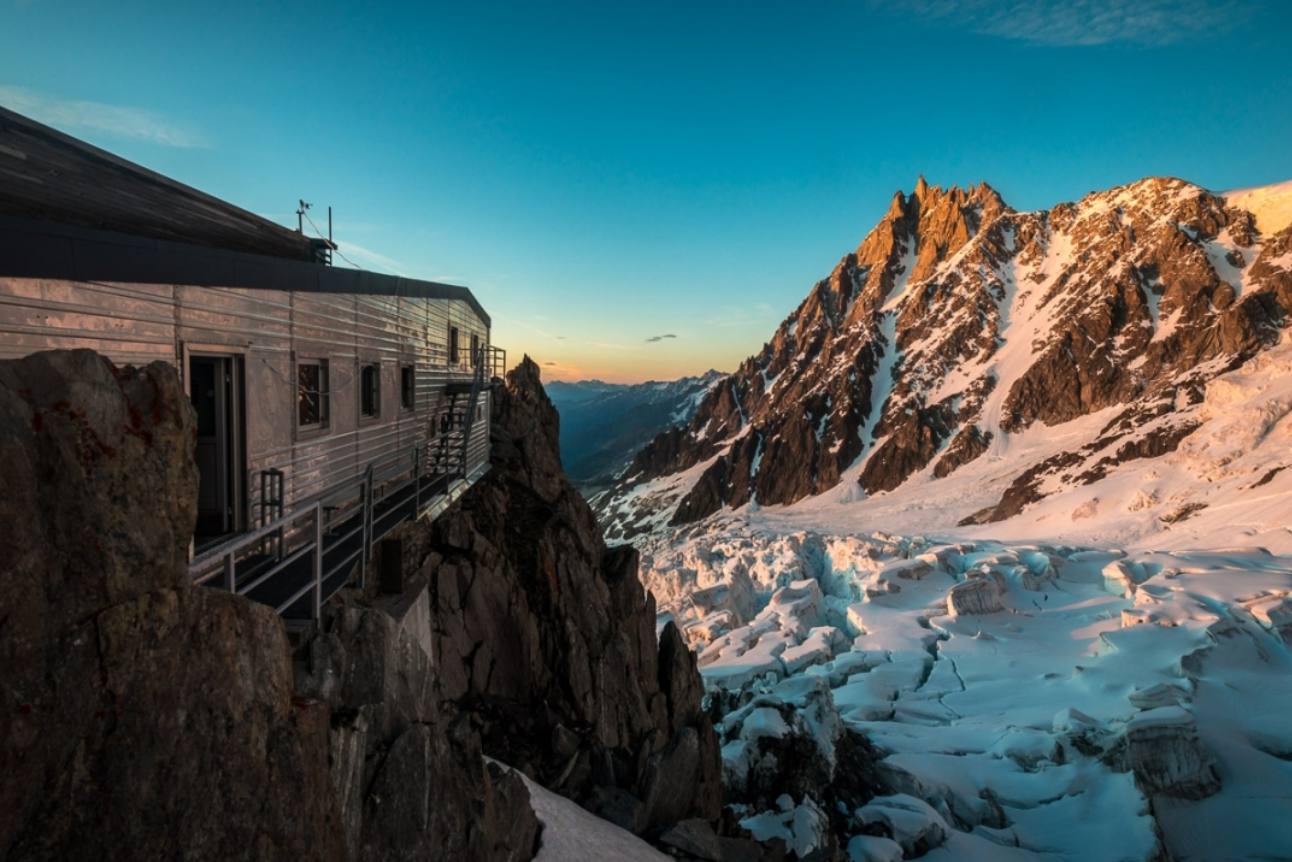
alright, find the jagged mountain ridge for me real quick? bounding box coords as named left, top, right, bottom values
left=597, top=175, right=1292, bottom=539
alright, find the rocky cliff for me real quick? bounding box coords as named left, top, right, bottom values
left=0, top=350, right=348, bottom=860
left=363, top=356, right=726, bottom=838
left=596, top=176, right=1292, bottom=538
left=0, top=350, right=725, bottom=860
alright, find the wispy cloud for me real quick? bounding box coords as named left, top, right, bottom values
left=870, top=0, right=1252, bottom=46
left=0, top=84, right=206, bottom=147
left=333, top=241, right=410, bottom=277
left=645, top=333, right=678, bottom=343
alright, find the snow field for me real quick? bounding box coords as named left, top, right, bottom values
left=656, top=530, right=1292, bottom=860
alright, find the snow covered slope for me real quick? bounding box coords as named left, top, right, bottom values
left=1225, top=178, right=1292, bottom=236
left=509, top=770, right=670, bottom=861
left=705, top=331, right=1292, bottom=556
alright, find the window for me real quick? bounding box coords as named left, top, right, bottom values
left=400, top=365, right=415, bottom=410
left=448, top=326, right=460, bottom=365
left=361, top=363, right=380, bottom=419
left=297, top=359, right=330, bottom=429
left=470, top=333, right=480, bottom=367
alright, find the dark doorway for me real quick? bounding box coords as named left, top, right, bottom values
left=190, top=354, right=244, bottom=548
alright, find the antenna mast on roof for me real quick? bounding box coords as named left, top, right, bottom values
left=296, top=199, right=311, bottom=233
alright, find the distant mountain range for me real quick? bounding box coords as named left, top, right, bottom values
left=545, top=371, right=725, bottom=487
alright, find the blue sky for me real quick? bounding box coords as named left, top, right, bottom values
left=3, top=0, right=1290, bottom=382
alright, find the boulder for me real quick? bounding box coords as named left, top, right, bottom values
left=739, top=796, right=833, bottom=861
left=658, top=818, right=724, bottom=861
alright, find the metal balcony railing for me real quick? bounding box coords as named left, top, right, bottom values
left=187, top=344, right=502, bottom=621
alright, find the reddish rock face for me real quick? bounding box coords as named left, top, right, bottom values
left=599, top=177, right=1292, bottom=535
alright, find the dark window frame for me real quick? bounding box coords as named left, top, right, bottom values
left=297, top=358, right=330, bottom=432
left=400, top=364, right=415, bottom=411
left=360, top=362, right=381, bottom=420
left=470, top=333, right=480, bottom=367
left=449, top=325, right=460, bottom=366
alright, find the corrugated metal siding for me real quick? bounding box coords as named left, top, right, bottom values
left=464, top=389, right=491, bottom=475
left=0, top=277, right=177, bottom=366
left=0, top=275, right=492, bottom=525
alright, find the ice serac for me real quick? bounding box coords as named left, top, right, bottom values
left=1123, top=707, right=1221, bottom=800
left=376, top=356, right=724, bottom=839
left=647, top=526, right=1292, bottom=860
left=597, top=176, right=1292, bottom=538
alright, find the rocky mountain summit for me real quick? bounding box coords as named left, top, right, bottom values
left=597, top=176, right=1292, bottom=538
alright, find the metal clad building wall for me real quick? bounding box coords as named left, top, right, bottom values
left=0, top=275, right=492, bottom=525
left=0, top=277, right=176, bottom=365
left=465, top=388, right=491, bottom=475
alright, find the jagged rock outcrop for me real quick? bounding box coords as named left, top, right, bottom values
left=296, top=587, right=539, bottom=861
left=380, top=356, right=725, bottom=840
left=597, top=176, right=1292, bottom=538
left=713, top=676, right=884, bottom=860
left=0, top=350, right=343, bottom=861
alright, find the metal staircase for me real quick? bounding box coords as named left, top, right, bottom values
left=429, top=344, right=505, bottom=480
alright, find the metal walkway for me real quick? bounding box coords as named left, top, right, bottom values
left=189, top=465, right=486, bottom=620
left=187, top=345, right=504, bottom=621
